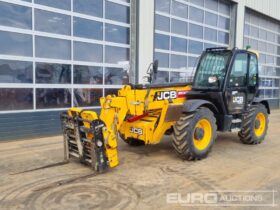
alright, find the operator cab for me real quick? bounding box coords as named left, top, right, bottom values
left=186, top=47, right=261, bottom=131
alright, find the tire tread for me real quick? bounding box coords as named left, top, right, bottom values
left=172, top=107, right=217, bottom=160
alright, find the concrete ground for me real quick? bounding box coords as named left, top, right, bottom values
left=0, top=111, right=279, bottom=210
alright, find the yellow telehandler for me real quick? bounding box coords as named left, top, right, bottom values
left=61, top=47, right=270, bottom=172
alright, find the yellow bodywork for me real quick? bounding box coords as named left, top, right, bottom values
left=67, top=84, right=191, bottom=168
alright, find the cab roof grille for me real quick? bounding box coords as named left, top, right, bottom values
left=206, top=47, right=228, bottom=51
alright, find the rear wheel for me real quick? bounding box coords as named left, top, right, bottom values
left=238, top=104, right=268, bottom=144
left=172, top=107, right=217, bottom=160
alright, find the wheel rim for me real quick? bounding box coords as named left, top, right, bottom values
left=193, top=119, right=212, bottom=150
left=254, top=112, right=266, bottom=137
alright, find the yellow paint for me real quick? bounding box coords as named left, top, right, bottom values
left=67, top=107, right=82, bottom=117
left=118, top=85, right=191, bottom=144
left=193, top=119, right=212, bottom=151
left=247, top=49, right=260, bottom=59
left=254, top=112, right=266, bottom=137
left=66, top=84, right=192, bottom=168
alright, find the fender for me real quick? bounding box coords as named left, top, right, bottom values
left=252, top=98, right=270, bottom=114
left=182, top=99, right=219, bottom=114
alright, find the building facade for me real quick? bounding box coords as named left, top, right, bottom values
left=0, top=0, right=279, bottom=140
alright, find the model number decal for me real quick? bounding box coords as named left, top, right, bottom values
left=155, top=91, right=177, bottom=101
left=130, top=127, right=143, bottom=135
left=232, top=96, right=244, bottom=105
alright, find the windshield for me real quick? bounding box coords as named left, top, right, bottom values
left=193, top=51, right=232, bottom=89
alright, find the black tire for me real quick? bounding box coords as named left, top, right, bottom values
left=119, top=133, right=145, bottom=146
left=172, top=107, right=217, bottom=160
left=238, top=104, right=268, bottom=144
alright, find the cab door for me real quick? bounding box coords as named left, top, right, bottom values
left=225, top=52, right=249, bottom=114
left=247, top=53, right=259, bottom=103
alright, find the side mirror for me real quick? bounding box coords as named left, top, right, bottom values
left=153, top=60, right=158, bottom=74
left=208, top=76, right=218, bottom=84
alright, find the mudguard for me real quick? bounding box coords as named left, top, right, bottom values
left=253, top=98, right=270, bottom=114
left=182, top=99, right=218, bottom=114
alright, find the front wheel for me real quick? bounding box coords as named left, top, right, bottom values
left=172, top=107, right=217, bottom=160
left=238, top=104, right=268, bottom=144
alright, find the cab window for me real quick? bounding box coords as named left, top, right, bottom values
left=229, top=53, right=248, bottom=87
left=249, top=54, right=258, bottom=86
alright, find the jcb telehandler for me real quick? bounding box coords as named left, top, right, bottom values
left=61, top=47, right=269, bottom=172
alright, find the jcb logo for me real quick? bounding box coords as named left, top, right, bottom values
left=233, top=96, right=244, bottom=105
left=155, top=91, right=177, bottom=101
left=130, top=127, right=143, bottom=135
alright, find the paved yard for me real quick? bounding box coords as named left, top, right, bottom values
left=0, top=111, right=279, bottom=210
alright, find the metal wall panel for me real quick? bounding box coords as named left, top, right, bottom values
left=244, top=0, right=280, bottom=21
left=0, top=109, right=101, bottom=140
left=243, top=9, right=280, bottom=109
left=0, top=111, right=62, bottom=140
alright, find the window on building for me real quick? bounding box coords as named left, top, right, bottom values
left=0, top=31, right=32, bottom=57
left=35, top=10, right=71, bottom=35
left=154, top=0, right=231, bottom=83
left=0, top=0, right=131, bottom=112
left=35, top=0, right=71, bottom=10
left=36, top=63, right=71, bottom=84
left=0, top=2, right=32, bottom=29
left=244, top=9, right=280, bottom=107
left=0, top=60, right=33, bottom=83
